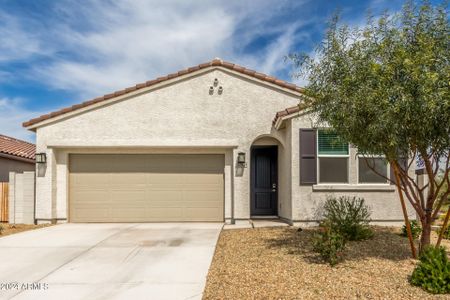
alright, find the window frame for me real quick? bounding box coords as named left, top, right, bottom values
left=316, top=128, right=350, bottom=184
left=357, top=155, right=391, bottom=185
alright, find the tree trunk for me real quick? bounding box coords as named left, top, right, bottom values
left=420, top=219, right=432, bottom=253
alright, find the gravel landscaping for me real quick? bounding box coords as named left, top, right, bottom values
left=203, top=226, right=450, bottom=299
left=0, top=223, right=52, bottom=237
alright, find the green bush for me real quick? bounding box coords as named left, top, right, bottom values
left=400, top=220, right=422, bottom=239
left=410, top=246, right=450, bottom=294
left=321, top=196, right=373, bottom=241
left=313, top=222, right=346, bottom=266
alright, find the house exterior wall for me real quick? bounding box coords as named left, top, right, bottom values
left=34, top=68, right=300, bottom=223
left=289, top=114, right=416, bottom=225
left=0, top=157, right=34, bottom=182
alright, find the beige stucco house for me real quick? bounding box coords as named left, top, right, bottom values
left=23, top=59, right=410, bottom=225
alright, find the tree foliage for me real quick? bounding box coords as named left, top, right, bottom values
left=291, top=0, right=449, bottom=252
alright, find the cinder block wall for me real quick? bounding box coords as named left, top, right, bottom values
left=8, top=171, right=35, bottom=224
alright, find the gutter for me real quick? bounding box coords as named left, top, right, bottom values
left=0, top=152, right=35, bottom=164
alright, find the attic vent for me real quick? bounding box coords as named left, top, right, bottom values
left=209, top=78, right=223, bottom=95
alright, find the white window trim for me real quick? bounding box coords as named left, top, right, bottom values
left=316, top=128, right=350, bottom=184
left=356, top=155, right=390, bottom=185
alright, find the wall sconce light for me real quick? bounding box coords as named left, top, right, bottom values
left=237, top=152, right=247, bottom=167
left=209, top=86, right=214, bottom=95
left=213, top=78, right=219, bottom=86
left=218, top=86, right=223, bottom=95
left=35, top=153, right=47, bottom=164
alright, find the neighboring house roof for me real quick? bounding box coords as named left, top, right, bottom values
left=0, top=134, right=35, bottom=161
left=23, top=58, right=304, bottom=128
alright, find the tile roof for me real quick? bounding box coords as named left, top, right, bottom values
left=272, top=105, right=302, bottom=125
left=0, top=134, right=35, bottom=161
left=23, top=58, right=304, bottom=128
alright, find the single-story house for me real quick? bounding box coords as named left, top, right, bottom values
left=0, top=134, right=35, bottom=182
left=23, top=59, right=413, bottom=225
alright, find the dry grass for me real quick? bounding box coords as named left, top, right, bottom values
left=0, top=223, right=52, bottom=237
left=204, top=226, right=449, bottom=300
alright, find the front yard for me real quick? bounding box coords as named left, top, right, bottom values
left=0, top=223, right=51, bottom=237
left=203, top=226, right=449, bottom=299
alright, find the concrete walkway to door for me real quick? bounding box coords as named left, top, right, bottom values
left=0, top=223, right=222, bottom=300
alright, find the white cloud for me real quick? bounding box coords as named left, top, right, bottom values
left=0, top=12, right=46, bottom=63
left=0, top=98, right=41, bottom=142
left=0, top=0, right=311, bottom=98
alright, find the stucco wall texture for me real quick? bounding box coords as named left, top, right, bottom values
left=32, top=67, right=410, bottom=224
left=0, top=157, right=34, bottom=182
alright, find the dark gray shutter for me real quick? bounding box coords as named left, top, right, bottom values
left=390, top=158, right=408, bottom=185
left=300, top=129, right=317, bottom=185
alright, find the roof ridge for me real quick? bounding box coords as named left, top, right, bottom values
left=23, top=59, right=304, bottom=128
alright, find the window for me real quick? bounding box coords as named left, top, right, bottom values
left=358, top=157, right=389, bottom=183
left=317, top=129, right=349, bottom=183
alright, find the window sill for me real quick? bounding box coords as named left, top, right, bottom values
left=312, top=184, right=396, bottom=192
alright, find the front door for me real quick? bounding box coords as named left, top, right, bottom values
left=251, top=146, right=278, bottom=216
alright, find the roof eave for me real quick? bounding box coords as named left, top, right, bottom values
left=0, top=152, right=35, bottom=164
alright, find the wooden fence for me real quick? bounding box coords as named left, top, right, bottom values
left=0, top=182, right=8, bottom=222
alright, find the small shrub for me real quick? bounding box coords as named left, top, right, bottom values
left=410, top=246, right=450, bottom=294
left=400, top=220, right=422, bottom=239
left=321, top=196, right=373, bottom=241
left=0, top=224, right=3, bottom=235
left=313, top=222, right=346, bottom=266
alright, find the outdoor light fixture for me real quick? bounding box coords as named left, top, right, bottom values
left=35, top=153, right=47, bottom=164
left=237, top=152, right=246, bottom=167
left=213, top=78, right=219, bottom=86
left=218, top=86, right=223, bottom=95
left=209, top=86, right=214, bottom=94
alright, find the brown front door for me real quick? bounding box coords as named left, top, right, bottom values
left=250, top=146, right=278, bottom=216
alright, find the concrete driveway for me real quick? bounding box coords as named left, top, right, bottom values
left=0, top=223, right=222, bottom=300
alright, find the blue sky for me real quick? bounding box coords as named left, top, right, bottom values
left=0, top=0, right=435, bottom=141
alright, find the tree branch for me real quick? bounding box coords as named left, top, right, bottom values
left=362, top=156, right=392, bottom=183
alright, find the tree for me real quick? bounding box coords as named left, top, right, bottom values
left=290, top=0, right=449, bottom=254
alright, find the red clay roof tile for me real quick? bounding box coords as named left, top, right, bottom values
left=272, top=105, right=302, bottom=125
left=0, top=134, right=35, bottom=160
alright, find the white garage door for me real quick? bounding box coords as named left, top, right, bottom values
left=69, top=154, right=224, bottom=222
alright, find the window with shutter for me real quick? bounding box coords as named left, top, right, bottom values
left=318, top=130, right=349, bottom=155
left=317, top=129, right=349, bottom=183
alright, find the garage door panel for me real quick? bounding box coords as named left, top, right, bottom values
left=70, top=174, right=110, bottom=186
left=71, top=207, right=111, bottom=221
left=109, top=191, right=146, bottom=202
left=184, top=207, right=222, bottom=220
left=70, top=190, right=109, bottom=202
left=183, top=191, right=222, bottom=202
left=146, top=207, right=183, bottom=219
left=69, top=154, right=224, bottom=222
left=147, top=191, right=182, bottom=202
left=147, top=174, right=186, bottom=185
left=110, top=208, right=147, bottom=219
left=183, top=174, right=223, bottom=184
